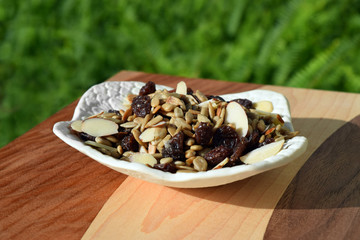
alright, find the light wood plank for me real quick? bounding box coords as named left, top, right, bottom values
left=83, top=83, right=360, bottom=239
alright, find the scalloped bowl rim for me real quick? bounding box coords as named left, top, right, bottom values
left=53, top=81, right=308, bottom=188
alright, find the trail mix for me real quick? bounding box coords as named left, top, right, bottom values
left=70, top=81, right=299, bottom=173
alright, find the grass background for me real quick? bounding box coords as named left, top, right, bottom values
left=1, top=0, right=360, bottom=148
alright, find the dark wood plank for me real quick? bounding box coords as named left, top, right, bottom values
left=0, top=71, right=260, bottom=239
left=264, top=115, right=360, bottom=240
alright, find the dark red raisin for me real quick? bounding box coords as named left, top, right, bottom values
left=131, top=95, right=151, bottom=117
left=108, top=109, right=121, bottom=115
left=153, top=162, right=177, bottom=173
left=231, top=98, right=253, bottom=109
left=79, top=132, right=95, bottom=141
left=195, top=122, right=213, bottom=146
left=259, top=137, right=275, bottom=147
left=229, top=138, right=247, bottom=166
left=120, top=133, right=139, bottom=152
left=206, top=95, right=225, bottom=102
left=204, top=145, right=232, bottom=167
left=246, top=129, right=260, bottom=153
left=139, top=81, right=156, bottom=96
left=213, top=125, right=240, bottom=149
left=162, top=132, right=185, bottom=160
left=190, top=93, right=201, bottom=104
left=187, top=88, right=194, bottom=95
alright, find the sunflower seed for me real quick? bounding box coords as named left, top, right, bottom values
left=185, top=149, right=196, bottom=159
left=95, top=136, right=112, bottom=147
left=160, top=157, right=173, bottom=164
left=190, top=145, right=203, bottom=151
left=193, top=156, right=208, bottom=171
left=195, top=90, right=208, bottom=102
left=185, top=111, right=194, bottom=124
left=120, top=121, right=138, bottom=128
left=145, top=115, right=163, bottom=128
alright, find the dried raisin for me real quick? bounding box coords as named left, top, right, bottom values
left=153, top=162, right=177, bottom=173
left=229, top=138, right=247, bottom=166
left=213, top=125, right=240, bottom=149
left=162, top=132, right=185, bottom=160
left=131, top=95, right=151, bottom=117
left=231, top=98, right=253, bottom=109
left=195, top=122, right=213, bottom=146
left=204, top=145, right=232, bottom=167
left=108, top=109, right=121, bottom=115
left=207, top=95, right=225, bottom=102
left=246, top=129, right=260, bottom=153
left=120, top=133, right=139, bottom=152
left=259, top=137, right=275, bottom=147
left=79, top=132, right=95, bottom=141
left=139, top=81, right=156, bottom=96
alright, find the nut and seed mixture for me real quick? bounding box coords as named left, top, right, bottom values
left=70, top=81, right=299, bottom=173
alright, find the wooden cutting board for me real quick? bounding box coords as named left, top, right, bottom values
left=1, top=71, right=359, bottom=239
left=81, top=73, right=360, bottom=239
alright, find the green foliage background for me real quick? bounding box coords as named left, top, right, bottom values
left=1, top=0, right=360, bottom=148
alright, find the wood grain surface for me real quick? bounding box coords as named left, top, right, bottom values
left=82, top=74, right=360, bottom=239
left=264, top=114, right=360, bottom=240
left=0, top=71, right=260, bottom=239
left=1, top=71, right=360, bottom=239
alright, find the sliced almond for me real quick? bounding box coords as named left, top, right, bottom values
left=254, top=101, right=274, bottom=112
left=176, top=81, right=187, bottom=95
left=70, top=120, right=83, bottom=132
left=139, top=127, right=167, bottom=142
left=148, top=143, right=157, bottom=154
left=139, top=145, right=148, bottom=153
left=240, top=139, right=285, bottom=164
left=88, top=111, right=104, bottom=119
left=81, top=118, right=118, bottom=137
left=129, top=153, right=157, bottom=167
left=225, top=102, right=249, bottom=137
left=212, top=157, right=229, bottom=170
left=276, top=114, right=285, bottom=124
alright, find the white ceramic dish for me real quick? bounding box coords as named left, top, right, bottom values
left=53, top=81, right=308, bottom=188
